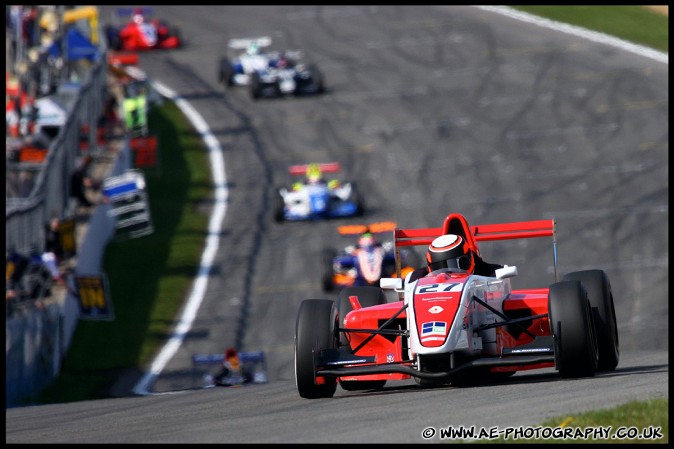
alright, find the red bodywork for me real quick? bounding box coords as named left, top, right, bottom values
left=115, top=19, right=180, bottom=51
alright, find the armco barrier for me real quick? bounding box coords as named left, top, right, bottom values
left=5, top=138, right=132, bottom=408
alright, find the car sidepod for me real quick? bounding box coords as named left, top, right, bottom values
left=338, top=287, right=389, bottom=391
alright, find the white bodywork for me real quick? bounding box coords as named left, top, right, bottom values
left=382, top=267, right=518, bottom=360
left=279, top=183, right=353, bottom=217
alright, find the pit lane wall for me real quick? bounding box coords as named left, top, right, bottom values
left=5, top=140, right=133, bottom=409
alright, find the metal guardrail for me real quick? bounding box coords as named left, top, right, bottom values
left=5, top=50, right=108, bottom=256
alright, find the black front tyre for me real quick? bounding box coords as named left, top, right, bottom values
left=294, top=299, right=339, bottom=399
left=548, top=280, right=598, bottom=378
left=219, top=58, right=234, bottom=86
left=562, top=270, right=619, bottom=371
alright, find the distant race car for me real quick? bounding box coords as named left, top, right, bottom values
left=321, top=221, right=420, bottom=292
left=218, top=36, right=274, bottom=87
left=294, top=212, right=620, bottom=398
left=105, top=7, right=182, bottom=52
left=218, top=37, right=325, bottom=99
left=275, top=162, right=364, bottom=222
left=192, top=351, right=268, bottom=388
left=249, top=54, right=325, bottom=99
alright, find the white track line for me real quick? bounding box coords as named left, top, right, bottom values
left=474, top=6, right=667, bottom=64
left=132, top=80, right=228, bottom=395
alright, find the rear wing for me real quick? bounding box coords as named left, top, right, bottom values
left=337, top=221, right=397, bottom=236
left=228, top=36, right=272, bottom=50
left=288, top=162, right=341, bottom=176
left=117, top=7, right=153, bottom=17
left=392, top=214, right=558, bottom=283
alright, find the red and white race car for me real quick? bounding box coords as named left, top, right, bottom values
left=294, top=212, right=619, bottom=398
left=105, top=7, right=181, bottom=52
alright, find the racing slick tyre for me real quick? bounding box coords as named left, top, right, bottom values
left=312, top=65, right=326, bottom=94
left=273, top=192, right=285, bottom=222
left=272, top=80, right=282, bottom=98
left=169, top=27, right=182, bottom=47
left=350, top=183, right=365, bottom=216
left=297, top=64, right=325, bottom=95
left=219, top=59, right=234, bottom=87
left=250, top=72, right=262, bottom=99
left=548, top=280, right=598, bottom=378
left=105, top=25, right=122, bottom=51
left=562, top=270, right=619, bottom=371
left=295, top=299, right=339, bottom=399
left=321, top=248, right=337, bottom=292
left=338, top=286, right=388, bottom=391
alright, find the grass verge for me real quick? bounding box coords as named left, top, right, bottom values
left=33, top=101, right=210, bottom=404
left=475, top=397, right=668, bottom=444
left=511, top=6, right=668, bottom=53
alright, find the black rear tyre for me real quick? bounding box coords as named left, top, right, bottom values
left=250, top=72, right=262, bottom=99
left=295, top=299, right=339, bottom=399
left=548, top=280, right=598, bottom=378
left=562, top=270, right=619, bottom=371
left=274, top=192, right=285, bottom=222
left=105, top=25, right=122, bottom=51
left=350, top=183, right=365, bottom=216
left=321, top=248, right=337, bottom=292
left=306, top=64, right=325, bottom=94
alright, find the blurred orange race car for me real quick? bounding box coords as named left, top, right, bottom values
left=321, top=221, right=420, bottom=292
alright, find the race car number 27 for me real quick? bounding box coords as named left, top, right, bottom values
left=416, top=283, right=461, bottom=293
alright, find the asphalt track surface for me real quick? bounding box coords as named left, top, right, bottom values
left=6, top=6, right=668, bottom=443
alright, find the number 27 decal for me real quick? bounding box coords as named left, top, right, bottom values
left=416, top=283, right=461, bottom=293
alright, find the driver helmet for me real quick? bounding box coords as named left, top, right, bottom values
left=358, top=232, right=376, bottom=250
left=246, top=42, right=260, bottom=55
left=224, top=347, right=240, bottom=369
left=306, top=163, right=323, bottom=184
left=132, top=9, right=145, bottom=24
left=426, top=234, right=473, bottom=273
left=225, top=347, right=238, bottom=360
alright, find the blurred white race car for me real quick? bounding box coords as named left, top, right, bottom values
left=275, top=162, right=364, bottom=222
left=218, top=36, right=325, bottom=99
left=218, top=36, right=274, bottom=87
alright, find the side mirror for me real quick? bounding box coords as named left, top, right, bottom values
left=380, top=277, right=403, bottom=290
left=495, top=265, right=518, bottom=279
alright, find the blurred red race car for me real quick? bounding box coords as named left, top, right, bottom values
left=105, top=7, right=181, bottom=51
